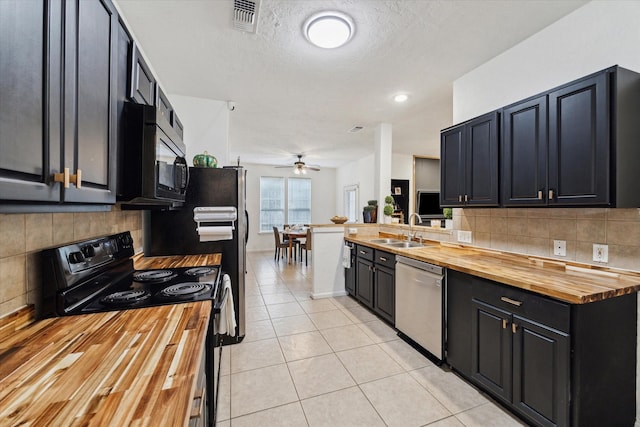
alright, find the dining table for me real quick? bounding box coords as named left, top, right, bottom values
left=281, top=227, right=308, bottom=263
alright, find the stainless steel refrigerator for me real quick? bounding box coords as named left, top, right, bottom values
left=143, top=166, right=247, bottom=344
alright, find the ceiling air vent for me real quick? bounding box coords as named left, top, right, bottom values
left=348, top=126, right=364, bottom=133
left=233, top=0, right=260, bottom=33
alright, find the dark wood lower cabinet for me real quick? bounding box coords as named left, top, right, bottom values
left=512, top=315, right=569, bottom=427
left=448, top=271, right=635, bottom=427
left=349, top=244, right=395, bottom=325
left=373, top=264, right=394, bottom=323
left=471, top=300, right=513, bottom=403
left=355, top=257, right=374, bottom=307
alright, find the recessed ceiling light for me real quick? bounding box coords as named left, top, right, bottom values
left=304, top=11, right=354, bottom=49
left=394, top=94, right=409, bottom=103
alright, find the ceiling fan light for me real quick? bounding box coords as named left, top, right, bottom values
left=302, top=168, right=307, bottom=174
left=304, top=11, right=354, bottom=49
left=294, top=167, right=301, bottom=175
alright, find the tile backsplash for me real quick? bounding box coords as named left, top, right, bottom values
left=454, top=207, right=640, bottom=271
left=0, top=206, right=143, bottom=317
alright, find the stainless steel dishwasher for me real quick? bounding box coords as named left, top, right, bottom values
left=395, top=256, right=444, bottom=361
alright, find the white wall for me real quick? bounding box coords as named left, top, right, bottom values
left=169, top=95, right=230, bottom=166
left=335, top=154, right=375, bottom=221
left=244, top=163, right=336, bottom=252
left=454, top=1, right=640, bottom=123
left=453, top=2, right=640, bottom=424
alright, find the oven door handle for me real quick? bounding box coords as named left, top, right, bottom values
left=213, top=287, right=229, bottom=313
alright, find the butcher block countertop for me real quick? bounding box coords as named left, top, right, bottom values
left=133, top=253, right=222, bottom=269
left=346, top=236, right=640, bottom=304
left=0, top=301, right=211, bottom=426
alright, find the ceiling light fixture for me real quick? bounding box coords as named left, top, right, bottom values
left=304, top=11, right=354, bottom=49
left=394, top=94, right=409, bottom=103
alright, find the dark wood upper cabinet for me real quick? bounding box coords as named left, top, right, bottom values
left=440, top=111, right=499, bottom=207
left=502, top=96, right=548, bottom=206
left=62, top=0, right=118, bottom=204
left=548, top=72, right=609, bottom=206
left=130, top=42, right=155, bottom=106
left=156, top=85, right=174, bottom=128
left=0, top=0, right=62, bottom=203
left=0, top=0, right=118, bottom=209
left=503, top=66, right=640, bottom=208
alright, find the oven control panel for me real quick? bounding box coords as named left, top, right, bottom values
left=41, top=232, right=136, bottom=291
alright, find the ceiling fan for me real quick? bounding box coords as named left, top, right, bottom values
left=275, top=155, right=320, bottom=174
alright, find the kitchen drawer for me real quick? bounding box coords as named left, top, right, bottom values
left=374, top=250, right=395, bottom=269
left=472, top=276, right=570, bottom=333
left=356, top=244, right=374, bottom=261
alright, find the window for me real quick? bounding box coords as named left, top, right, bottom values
left=288, top=178, right=311, bottom=225
left=260, top=177, right=284, bottom=232
left=259, top=177, right=312, bottom=232
left=344, top=184, right=359, bottom=223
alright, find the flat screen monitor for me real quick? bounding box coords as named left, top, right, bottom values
left=416, top=191, right=444, bottom=219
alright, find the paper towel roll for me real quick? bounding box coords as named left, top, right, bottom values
left=197, top=226, right=233, bottom=242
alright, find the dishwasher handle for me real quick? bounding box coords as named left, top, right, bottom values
left=396, top=255, right=443, bottom=276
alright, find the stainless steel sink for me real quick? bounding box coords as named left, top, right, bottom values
left=387, top=241, right=424, bottom=248
left=369, top=238, right=403, bottom=244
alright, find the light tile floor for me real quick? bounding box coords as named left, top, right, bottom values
left=216, top=251, right=526, bottom=426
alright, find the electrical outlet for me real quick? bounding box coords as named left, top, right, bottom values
left=593, top=244, right=609, bottom=263
left=553, top=240, right=566, bottom=257
left=457, top=230, right=472, bottom=243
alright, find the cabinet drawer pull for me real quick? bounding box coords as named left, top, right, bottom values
left=53, top=168, right=82, bottom=189
left=379, top=257, right=388, bottom=262
left=190, top=387, right=205, bottom=419
left=500, top=296, right=522, bottom=307
left=502, top=319, right=508, bottom=329
left=512, top=323, right=518, bottom=334
left=538, top=190, right=543, bottom=200
left=359, top=250, right=367, bottom=255
left=548, top=189, right=554, bottom=200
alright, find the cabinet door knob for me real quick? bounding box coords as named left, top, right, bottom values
left=512, top=323, right=518, bottom=334
left=53, top=168, right=82, bottom=188
left=458, top=195, right=462, bottom=202
left=538, top=190, right=543, bottom=200
left=502, top=319, right=508, bottom=329
left=548, top=189, right=554, bottom=200
left=464, top=194, right=468, bottom=202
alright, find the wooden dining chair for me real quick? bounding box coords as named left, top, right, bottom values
left=299, top=228, right=312, bottom=266
left=272, top=226, right=289, bottom=261
left=282, top=224, right=300, bottom=261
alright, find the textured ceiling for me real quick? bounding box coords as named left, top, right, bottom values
left=116, top=0, right=587, bottom=168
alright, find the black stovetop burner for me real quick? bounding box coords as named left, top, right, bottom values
left=132, top=269, right=177, bottom=283
left=40, top=231, right=222, bottom=317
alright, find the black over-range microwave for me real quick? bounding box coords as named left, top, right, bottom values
left=117, top=102, right=188, bottom=209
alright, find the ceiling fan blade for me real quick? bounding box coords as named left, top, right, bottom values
left=307, top=167, right=321, bottom=171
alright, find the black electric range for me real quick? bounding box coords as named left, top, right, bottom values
left=40, top=231, right=221, bottom=426
left=41, top=231, right=221, bottom=317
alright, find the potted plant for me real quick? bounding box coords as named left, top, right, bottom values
left=383, top=195, right=394, bottom=224
left=363, top=200, right=378, bottom=223
left=443, top=207, right=453, bottom=229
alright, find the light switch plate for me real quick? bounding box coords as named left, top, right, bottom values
left=593, top=244, right=609, bottom=263
left=553, top=240, right=566, bottom=257
left=457, top=230, right=472, bottom=243
left=348, top=227, right=357, bottom=235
